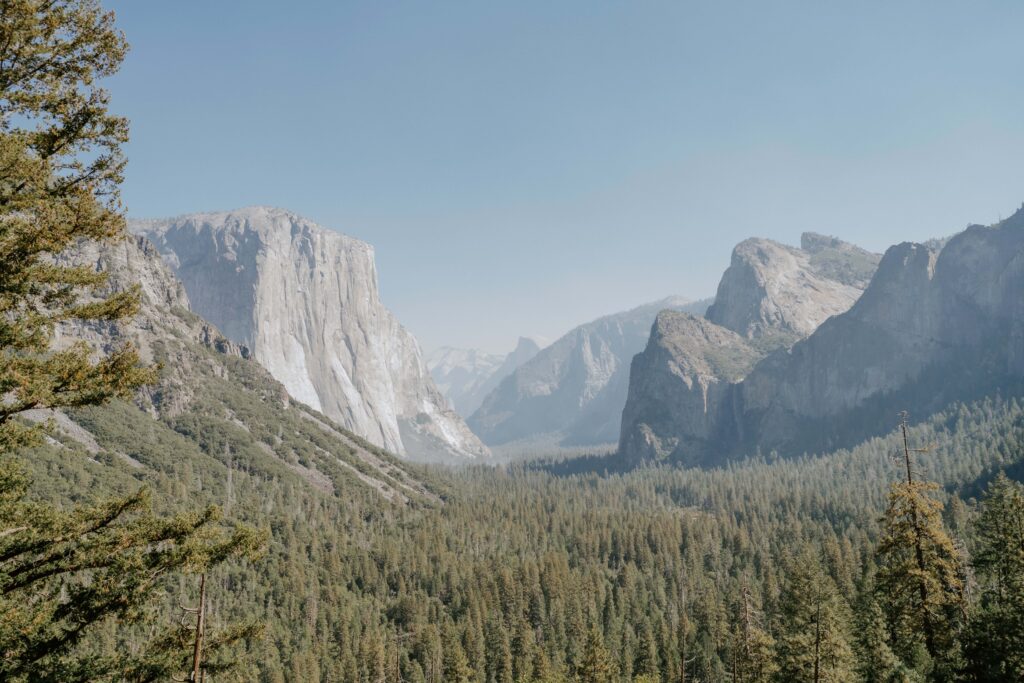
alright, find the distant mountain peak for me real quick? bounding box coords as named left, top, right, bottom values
left=468, top=296, right=710, bottom=451
left=428, top=338, right=542, bottom=418
left=705, top=233, right=880, bottom=342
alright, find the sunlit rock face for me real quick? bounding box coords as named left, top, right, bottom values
left=133, top=206, right=488, bottom=461
left=620, top=211, right=1024, bottom=466
left=618, top=311, right=760, bottom=466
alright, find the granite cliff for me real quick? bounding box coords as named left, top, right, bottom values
left=619, top=212, right=1024, bottom=465
left=132, top=207, right=487, bottom=461
left=48, top=232, right=439, bottom=504
left=705, top=233, right=879, bottom=345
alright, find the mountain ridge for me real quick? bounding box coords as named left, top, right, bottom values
left=619, top=208, right=1024, bottom=465
left=428, top=337, right=543, bottom=417
left=468, top=296, right=710, bottom=451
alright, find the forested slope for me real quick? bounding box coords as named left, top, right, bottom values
left=22, top=384, right=1024, bottom=680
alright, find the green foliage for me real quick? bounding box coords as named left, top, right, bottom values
left=0, top=0, right=155, bottom=452
left=0, top=457, right=264, bottom=681
left=876, top=479, right=967, bottom=679
left=728, top=585, right=776, bottom=682
left=577, top=629, right=617, bottom=683
left=962, top=473, right=1024, bottom=681
left=773, top=548, right=854, bottom=682
left=0, top=2, right=264, bottom=679
left=853, top=578, right=907, bottom=683
left=14, top=371, right=1024, bottom=682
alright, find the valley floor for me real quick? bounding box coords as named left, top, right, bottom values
left=19, top=390, right=1024, bottom=681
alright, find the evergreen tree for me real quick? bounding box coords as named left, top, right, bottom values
left=875, top=416, right=966, bottom=680
left=0, top=2, right=264, bottom=679
left=577, top=628, right=616, bottom=683
left=442, top=622, right=475, bottom=683
left=962, top=472, right=1024, bottom=681
left=852, top=579, right=906, bottom=683
left=729, top=585, right=776, bottom=682
left=633, top=619, right=660, bottom=679
left=774, top=549, right=855, bottom=683
left=485, top=615, right=514, bottom=683
left=0, top=0, right=151, bottom=453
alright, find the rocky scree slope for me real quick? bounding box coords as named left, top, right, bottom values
left=620, top=213, right=1024, bottom=465
left=468, top=297, right=710, bottom=450
left=132, top=207, right=487, bottom=462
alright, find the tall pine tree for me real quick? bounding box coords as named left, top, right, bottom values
left=962, top=472, right=1024, bottom=681
left=875, top=414, right=966, bottom=681
left=0, top=2, right=264, bottom=679
left=729, top=585, right=776, bottom=683
left=774, top=548, right=855, bottom=683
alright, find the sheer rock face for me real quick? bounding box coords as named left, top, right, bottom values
left=620, top=233, right=880, bottom=465
left=620, top=209, right=1024, bottom=465
left=706, top=234, right=880, bottom=344
left=733, top=210, right=1024, bottom=454
left=468, top=297, right=710, bottom=450
left=428, top=337, right=542, bottom=418
left=132, top=207, right=488, bottom=461
left=618, top=312, right=760, bottom=465
left=55, top=235, right=439, bottom=503
left=54, top=234, right=256, bottom=419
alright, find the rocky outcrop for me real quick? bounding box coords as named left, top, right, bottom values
left=619, top=209, right=1024, bottom=465
left=428, top=337, right=542, bottom=417
left=132, top=206, right=488, bottom=461
left=53, top=234, right=258, bottom=418
left=618, top=312, right=760, bottom=464
left=54, top=234, right=192, bottom=367
left=54, top=234, right=441, bottom=504
left=469, top=297, right=710, bottom=450
left=705, top=234, right=880, bottom=345
left=619, top=232, right=881, bottom=465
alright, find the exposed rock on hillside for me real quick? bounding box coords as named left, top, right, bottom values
left=705, top=234, right=880, bottom=345
left=54, top=233, right=438, bottom=502
left=619, top=210, right=1024, bottom=465
left=618, top=312, right=760, bottom=464
left=132, top=207, right=487, bottom=462
left=469, top=297, right=710, bottom=450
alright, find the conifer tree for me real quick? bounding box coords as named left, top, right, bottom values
left=774, top=549, right=854, bottom=683
left=577, top=628, right=617, bottom=683
left=442, top=622, right=475, bottom=683
left=0, top=0, right=152, bottom=453
left=962, top=472, right=1024, bottom=681
left=485, top=615, right=514, bottom=683
left=729, top=585, right=776, bottom=682
left=852, top=579, right=905, bottom=683
left=0, top=2, right=264, bottom=679
left=875, top=415, right=966, bottom=680
left=634, top=619, right=661, bottom=679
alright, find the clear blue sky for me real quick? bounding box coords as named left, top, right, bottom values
left=106, top=1, right=1024, bottom=353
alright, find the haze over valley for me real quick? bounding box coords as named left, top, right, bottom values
left=4, top=2, right=1024, bottom=682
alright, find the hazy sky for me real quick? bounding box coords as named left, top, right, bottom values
left=106, top=1, right=1024, bottom=353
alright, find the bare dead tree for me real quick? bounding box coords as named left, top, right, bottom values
left=174, top=574, right=208, bottom=683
